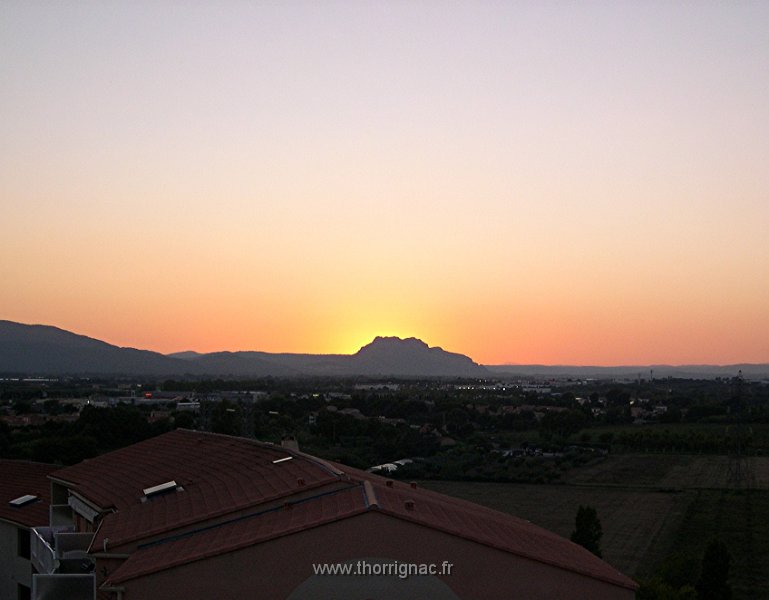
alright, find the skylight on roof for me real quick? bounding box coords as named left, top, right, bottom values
left=142, top=480, right=179, bottom=498
left=272, top=456, right=293, bottom=464
left=9, top=494, right=38, bottom=507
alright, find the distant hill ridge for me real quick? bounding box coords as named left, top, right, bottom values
left=486, top=363, right=769, bottom=380
left=0, top=320, right=487, bottom=378
left=0, top=320, right=188, bottom=376
left=2, top=320, right=766, bottom=379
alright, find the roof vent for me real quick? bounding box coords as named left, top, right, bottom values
left=385, top=480, right=394, bottom=488
left=409, top=481, right=417, bottom=489
left=297, top=477, right=305, bottom=487
left=9, top=494, right=38, bottom=507
left=272, top=456, right=293, bottom=464
left=404, top=500, right=416, bottom=511
left=142, top=480, right=181, bottom=500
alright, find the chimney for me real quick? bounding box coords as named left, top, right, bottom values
left=281, top=435, right=299, bottom=452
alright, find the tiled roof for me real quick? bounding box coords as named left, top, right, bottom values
left=108, top=485, right=369, bottom=584
left=96, top=436, right=635, bottom=591
left=50, top=430, right=341, bottom=549
left=370, top=478, right=636, bottom=590
left=0, top=459, right=56, bottom=528
left=52, top=431, right=635, bottom=591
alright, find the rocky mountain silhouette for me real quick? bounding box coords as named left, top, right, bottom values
left=0, top=321, right=487, bottom=378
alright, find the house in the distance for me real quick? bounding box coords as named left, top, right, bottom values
left=19, top=430, right=637, bottom=599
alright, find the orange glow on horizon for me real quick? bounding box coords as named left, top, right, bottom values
left=2, top=3, right=769, bottom=367
left=4, top=303, right=767, bottom=367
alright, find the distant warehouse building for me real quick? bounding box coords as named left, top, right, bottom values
left=18, top=430, right=636, bottom=599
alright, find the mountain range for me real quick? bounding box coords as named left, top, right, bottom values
left=0, top=320, right=486, bottom=378
left=1, top=320, right=767, bottom=379
left=486, top=364, right=769, bottom=380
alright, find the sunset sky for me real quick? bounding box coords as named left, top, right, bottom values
left=2, top=2, right=768, bottom=365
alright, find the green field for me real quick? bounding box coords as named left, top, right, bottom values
left=419, top=453, right=769, bottom=598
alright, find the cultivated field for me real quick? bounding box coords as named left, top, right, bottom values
left=419, top=479, right=689, bottom=578
left=565, top=454, right=769, bottom=490
left=419, top=453, right=769, bottom=598
left=671, top=490, right=769, bottom=600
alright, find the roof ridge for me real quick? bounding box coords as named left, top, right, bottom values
left=176, top=430, right=346, bottom=477
left=92, top=475, right=341, bottom=549
left=362, top=480, right=379, bottom=508
left=371, top=491, right=637, bottom=590
left=106, top=484, right=369, bottom=585
left=136, top=484, right=360, bottom=552
left=0, top=458, right=58, bottom=467
left=331, top=461, right=537, bottom=526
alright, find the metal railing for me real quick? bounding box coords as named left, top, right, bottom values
left=30, top=527, right=61, bottom=574
left=55, top=532, right=95, bottom=574
left=30, top=526, right=93, bottom=575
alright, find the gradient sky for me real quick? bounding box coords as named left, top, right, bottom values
left=2, top=1, right=769, bottom=365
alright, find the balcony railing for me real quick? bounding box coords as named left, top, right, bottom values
left=31, top=526, right=62, bottom=574
left=31, top=527, right=94, bottom=575
left=55, top=532, right=95, bottom=574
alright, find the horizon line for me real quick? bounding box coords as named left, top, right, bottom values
left=3, top=319, right=768, bottom=370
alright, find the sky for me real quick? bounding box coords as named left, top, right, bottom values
left=2, top=1, right=769, bottom=366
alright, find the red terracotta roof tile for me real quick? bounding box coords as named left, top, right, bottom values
left=0, top=459, right=56, bottom=528
left=54, top=431, right=635, bottom=592
left=50, top=430, right=341, bottom=549
left=107, top=485, right=369, bottom=584
left=369, top=478, right=636, bottom=590
left=98, top=440, right=635, bottom=591
left=333, top=461, right=636, bottom=588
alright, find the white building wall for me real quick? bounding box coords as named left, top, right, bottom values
left=0, top=519, right=32, bottom=600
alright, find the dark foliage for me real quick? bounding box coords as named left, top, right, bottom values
left=696, top=539, right=731, bottom=600
left=571, top=505, right=602, bottom=557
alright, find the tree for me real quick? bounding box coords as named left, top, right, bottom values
left=637, top=579, right=697, bottom=600
left=31, top=434, right=99, bottom=465
left=209, top=400, right=241, bottom=436
left=540, top=410, right=587, bottom=442
left=0, top=421, right=11, bottom=456
left=696, top=539, right=731, bottom=600
left=571, top=505, right=602, bottom=557
left=12, top=400, right=33, bottom=415
left=78, top=404, right=153, bottom=450
left=173, top=411, right=196, bottom=430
